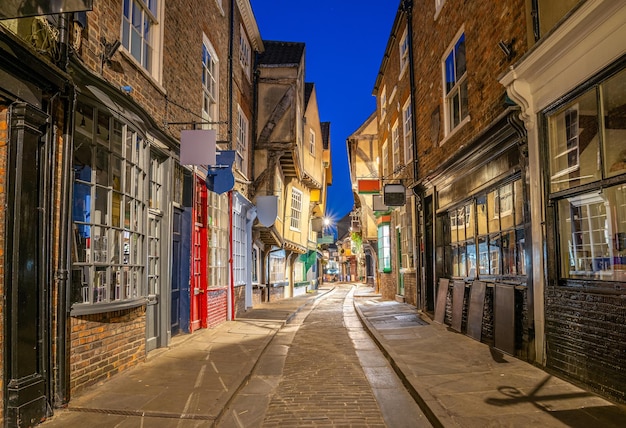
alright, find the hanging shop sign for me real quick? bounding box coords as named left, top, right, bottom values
left=383, top=184, right=406, bottom=206
left=0, top=1, right=93, bottom=19
left=357, top=179, right=380, bottom=194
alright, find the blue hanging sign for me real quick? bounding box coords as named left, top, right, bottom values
left=205, top=150, right=235, bottom=194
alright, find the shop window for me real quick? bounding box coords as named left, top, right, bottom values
left=548, top=88, right=600, bottom=192
left=294, top=261, right=305, bottom=282
left=208, top=192, right=229, bottom=288
left=547, top=66, right=626, bottom=283
left=233, top=205, right=246, bottom=286
left=442, top=179, right=525, bottom=279
left=72, top=102, right=147, bottom=308
left=378, top=223, right=391, bottom=273
left=149, top=151, right=165, bottom=211
left=558, top=186, right=626, bottom=281
left=251, top=247, right=259, bottom=284
left=270, top=251, right=286, bottom=284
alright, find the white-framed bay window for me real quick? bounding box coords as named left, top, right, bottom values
left=72, top=102, right=148, bottom=309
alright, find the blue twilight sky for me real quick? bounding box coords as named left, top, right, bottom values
left=250, top=0, right=399, bottom=223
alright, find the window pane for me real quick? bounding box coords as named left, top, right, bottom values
left=457, top=207, right=466, bottom=241
left=602, top=68, right=626, bottom=178
left=487, top=189, right=499, bottom=233
left=76, top=225, right=91, bottom=263
left=467, top=241, right=476, bottom=278
left=500, top=183, right=514, bottom=230
left=502, top=230, right=516, bottom=275
left=478, top=236, right=488, bottom=275
left=455, top=33, right=466, bottom=77
left=460, top=80, right=468, bottom=119
left=458, top=243, right=467, bottom=277
left=489, top=234, right=501, bottom=275
left=514, top=179, right=524, bottom=226
left=97, top=111, right=110, bottom=148
left=452, top=245, right=459, bottom=277
left=548, top=88, right=600, bottom=192
left=95, top=148, right=109, bottom=186
left=112, top=120, right=123, bottom=155
left=73, top=182, right=91, bottom=223
left=465, top=204, right=474, bottom=239
left=559, top=185, right=626, bottom=281
left=94, top=186, right=108, bottom=224
left=449, top=210, right=458, bottom=243
left=477, top=195, right=488, bottom=235
left=516, top=228, right=526, bottom=276
left=112, top=155, right=122, bottom=191
left=445, top=51, right=455, bottom=94
left=74, top=140, right=92, bottom=182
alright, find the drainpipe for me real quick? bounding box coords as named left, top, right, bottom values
left=54, top=12, right=74, bottom=407
left=228, top=0, right=235, bottom=150
left=401, top=0, right=421, bottom=306
left=227, top=0, right=235, bottom=320
left=229, top=191, right=235, bottom=320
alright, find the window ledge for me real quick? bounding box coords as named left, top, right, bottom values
left=118, top=48, right=166, bottom=95
left=439, top=115, right=471, bottom=146
left=70, top=297, right=147, bottom=316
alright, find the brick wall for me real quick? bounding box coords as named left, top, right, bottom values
left=0, top=106, right=7, bottom=423
left=269, top=286, right=285, bottom=302
left=546, top=287, right=626, bottom=403
left=207, top=288, right=228, bottom=328
left=70, top=307, right=146, bottom=394
left=234, top=285, right=246, bottom=318
left=403, top=271, right=418, bottom=306
left=412, top=0, right=528, bottom=178
left=379, top=274, right=397, bottom=301
left=252, top=287, right=263, bottom=306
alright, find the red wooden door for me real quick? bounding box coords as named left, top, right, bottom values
left=190, top=177, right=208, bottom=331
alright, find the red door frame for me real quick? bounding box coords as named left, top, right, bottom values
left=190, top=176, right=208, bottom=331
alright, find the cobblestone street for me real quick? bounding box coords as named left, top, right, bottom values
left=218, top=284, right=428, bottom=427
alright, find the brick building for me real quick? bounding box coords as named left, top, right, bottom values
left=367, top=0, right=626, bottom=404
left=501, top=0, right=626, bottom=403
left=372, top=1, right=418, bottom=304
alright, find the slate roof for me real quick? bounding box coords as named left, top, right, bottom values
left=305, top=82, right=314, bottom=107
left=257, top=40, right=305, bottom=66
left=321, top=122, right=330, bottom=150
